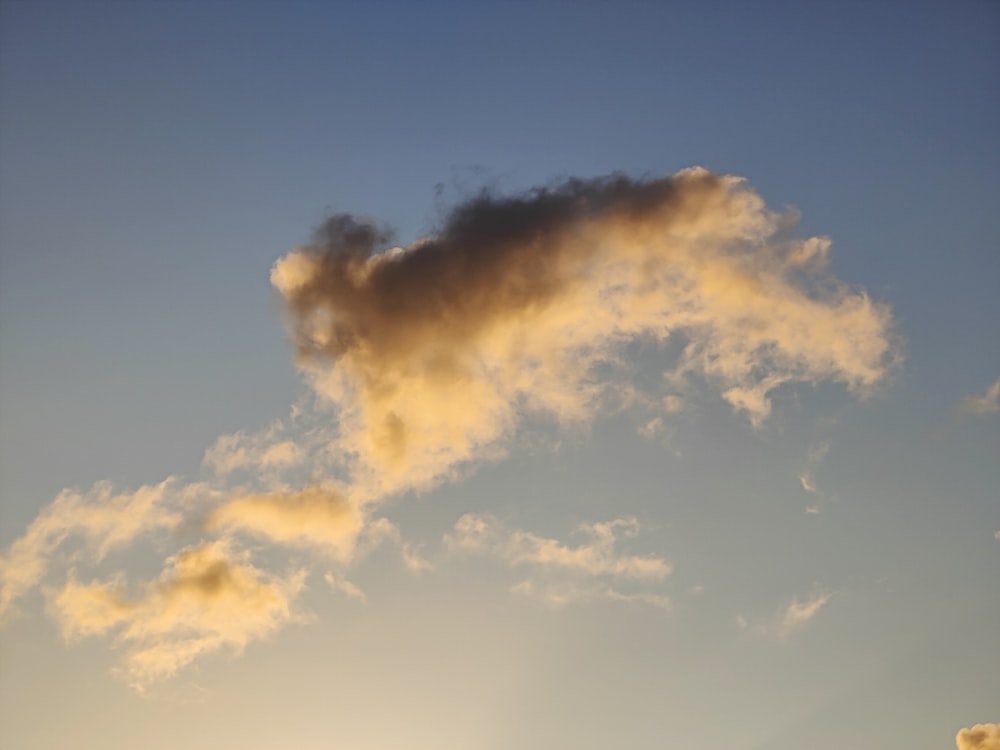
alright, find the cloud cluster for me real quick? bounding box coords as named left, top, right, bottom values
left=274, top=167, right=897, bottom=501
left=48, top=540, right=306, bottom=691
left=0, top=167, right=899, bottom=687
left=957, top=724, right=1000, bottom=750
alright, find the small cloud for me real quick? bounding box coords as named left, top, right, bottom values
left=799, top=472, right=818, bottom=493
left=662, top=395, right=685, bottom=414
left=688, top=584, right=705, bottom=595
left=323, top=573, right=366, bottom=603
left=400, top=543, right=433, bottom=573
left=206, top=486, right=365, bottom=562
left=994, top=530, right=1000, bottom=541
left=778, top=590, right=832, bottom=635
left=958, top=377, right=1000, bottom=416
left=797, top=440, right=830, bottom=495
left=511, top=579, right=669, bottom=610
left=202, top=423, right=306, bottom=477
left=742, top=589, right=834, bottom=639
left=638, top=416, right=664, bottom=439
left=446, top=514, right=670, bottom=580
left=956, top=723, right=1000, bottom=750
left=804, top=505, right=821, bottom=515
left=447, top=514, right=670, bottom=609
left=47, top=540, right=306, bottom=692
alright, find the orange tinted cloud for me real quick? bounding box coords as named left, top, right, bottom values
left=207, top=485, right=365, bottom=561
left=275, top=168, right=897, bottom=501
left=49, top=540, right=306, bottom=691
left=957, top=724, right=1000, bottom=750
left=0, top=479, right=194, bottom=619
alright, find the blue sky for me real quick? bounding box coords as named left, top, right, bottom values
left=1, top=2, right=998, bottom=748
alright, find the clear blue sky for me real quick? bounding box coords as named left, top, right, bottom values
left=1, top=2, right=997, bottom=748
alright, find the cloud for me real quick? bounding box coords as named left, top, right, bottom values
left=0, top=479, right=199, bottom=619
left=959, top=377, right=1000, bottom=416
left=510, top=579, right=670, bottom=610
left=324, top=572, right=366, bottom=602
left=798, top=440, right=830, bottom=495
left=740, top=589, right=834, bottom=639
left=446, top=514, right=670, bottom=580
left=274, top=167, right=897, bottom=500
left=957, top=724, right=1000, bottom=750
left=204, top=429, right=305, bottom=476
left=778, top=590, right=833, bottom=634
left=48, top=540, right=306, bottom=691
left=446, top=514, right=670, bottom=609
left=206, top=485, right=366, bottom=562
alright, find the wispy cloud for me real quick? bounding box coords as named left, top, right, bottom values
left=739, top=589, right=834, bottom=639
left=324, top=572, right=366, bottom=602
left=798, top=440, right=830, bottom=495
left=47, top=540, right=306, bottom=691
left=956, top=723, right=1000, bottom=750
left=510, top=579, right=670, bottom=610
left=446, top=514, right=670, bottom=609
left=446, top=514, right=670, bottom=581
left=0, top=479, right=206, bottom=620
left=958, top=377, right=1000, bottom=416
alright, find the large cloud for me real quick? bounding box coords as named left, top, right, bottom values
left=274, top=167, right=897, bottom=501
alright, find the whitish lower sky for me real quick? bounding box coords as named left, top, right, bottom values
left=1, top=2, right=998, bottom=749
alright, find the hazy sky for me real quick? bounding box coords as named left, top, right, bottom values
left=1, top=2, right=998, bottom=749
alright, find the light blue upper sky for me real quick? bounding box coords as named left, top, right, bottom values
left=1, top=2, right=997, bottom=748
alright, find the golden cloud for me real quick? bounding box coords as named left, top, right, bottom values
left=957, top=724, right=1000, bottom=750
left=48, top=540, right=306, bottom=690
left=275, top=167, right=897, bottom=501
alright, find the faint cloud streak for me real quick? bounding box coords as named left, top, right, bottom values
left=958, top=377, right=1000, bottom=416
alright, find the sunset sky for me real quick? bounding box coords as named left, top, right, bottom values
left=1, top=2, right=998, bottom=749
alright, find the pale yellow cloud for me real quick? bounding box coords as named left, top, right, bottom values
left=740, top=589, right=834, bottom=639
left=203, top=423, right=306, bottom=477
left=275, top=168, right=897, bottom=502
left=324, top=572, right=366, bottom=602
left=778, top=590, right=833, bottom=634
left=957, top=723, right=1000, bottom=750
left=207, top=486, right=365, bottom=561
left=0, top=479, right=191, bottom=619
left=446, top=514, right=670, bottom=580
left=959, top=377, right=1000, bottom=416
left=48, top=540, right=306, bottom=691
left=511, top=579, right=670, bottom=610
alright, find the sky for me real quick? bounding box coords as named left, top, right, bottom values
left=0, top=1, right=998, bottom=748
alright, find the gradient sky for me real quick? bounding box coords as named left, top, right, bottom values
left=1, top=2, right=998, bottom=749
